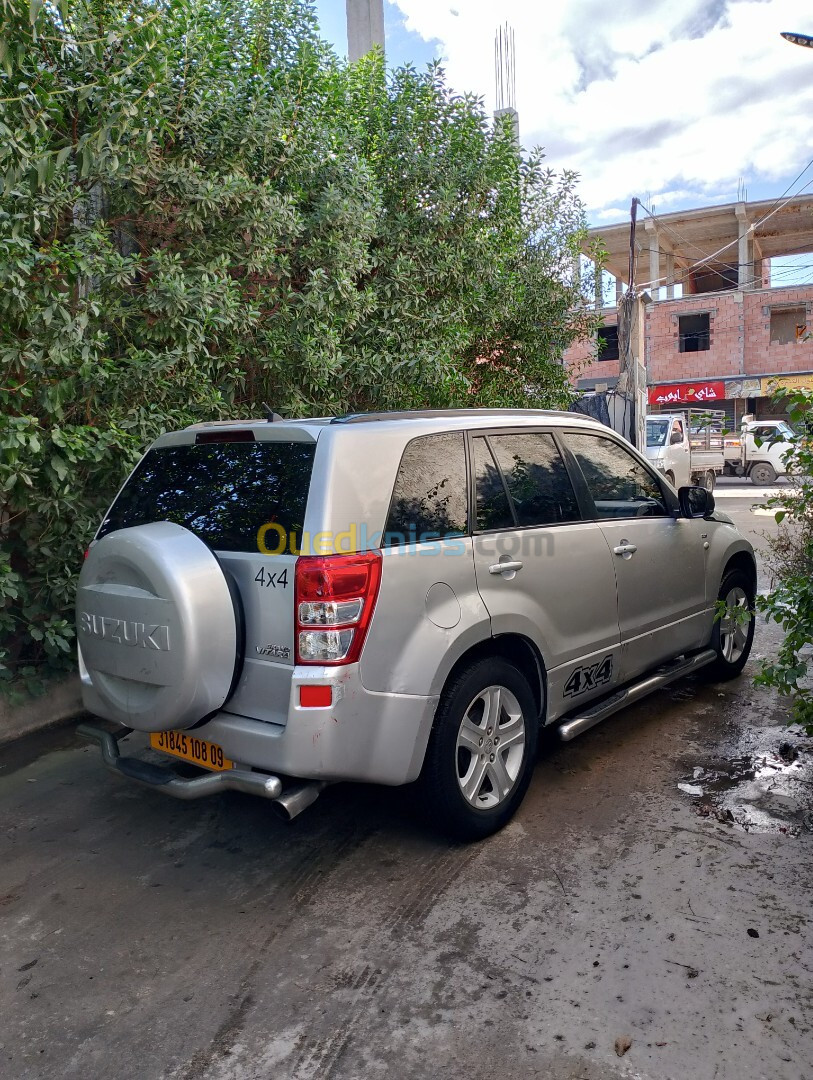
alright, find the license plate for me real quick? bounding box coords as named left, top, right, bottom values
left=150, top=731, right=233, bottom=772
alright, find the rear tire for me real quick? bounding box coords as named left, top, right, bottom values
left=419, top=657, right=538, bottom=841
left=703, top=471, right=716, bottom=492
left=750, top=462, right=776, bottom=486
left=706, top=569, right=755, bottom=680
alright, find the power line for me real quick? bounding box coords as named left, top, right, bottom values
left=610, top=243, right=813, bottom=288
left=624, top=201, right=765, bottom=291
left=636, top=200, right=745, bottom=285
left=745, top=156, right=813, bottom=232
left=635, top=169, right=813, bottom=289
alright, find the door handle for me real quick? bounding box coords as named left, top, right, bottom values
left=488, top=560, right=523, bottom=575
left=613, top=542, right=637, bottom=558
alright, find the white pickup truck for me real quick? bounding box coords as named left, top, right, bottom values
left=645, top=410, right=726, bottom=491
left=723, top=418, right=796, bottom=485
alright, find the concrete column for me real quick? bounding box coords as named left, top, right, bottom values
left=665, top=253, right=674, bottom=299
left=736, top=203, right=753, bottom=290
left=615, top=276, right=624, bottom=305
left=738, top=226, right=750, bottom=289
left=649, top=234, right=660, bottom=301
left=572, top=253, right=582, bottom=297
left=494, top=107, right=520, bottom=148
left=346, top=0, right=385, bottom=62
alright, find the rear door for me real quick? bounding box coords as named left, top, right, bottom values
left=96, top=432, right=315, bottom=725
left=562, top=430, right=708, bottom=682
left=469, top=429, right=621, bottom=721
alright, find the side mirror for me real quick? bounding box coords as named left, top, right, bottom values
left=679, top=486, right=715, bottom=518
left=670, top=429, right=684, bottom=445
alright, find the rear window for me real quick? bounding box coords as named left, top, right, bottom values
left=98, top=441, right=315, bottom=553
left=384, top=432, right=468, bottom=545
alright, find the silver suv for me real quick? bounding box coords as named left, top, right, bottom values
left=77, top=409, right=756, bottom=839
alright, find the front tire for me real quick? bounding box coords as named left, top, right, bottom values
left=750, top=461, right=776, bottom=486
left=419, top=657, right=538, bottom=841
left=706, top=569, right=755, bottom=680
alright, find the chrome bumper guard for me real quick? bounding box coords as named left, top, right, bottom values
left=77, top=723, right=283, bottom=801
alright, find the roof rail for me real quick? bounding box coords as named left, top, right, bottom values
left=330, top=408, right=567, bottom=425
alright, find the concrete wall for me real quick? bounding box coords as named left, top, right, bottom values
left=0, top=677, right=83, bottom=745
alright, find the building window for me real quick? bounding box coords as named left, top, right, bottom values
left=597, top=324, right=619, bottom=361
left=770, top=307, right=807, bottom=345
left=678, top=313, right=710, bottom=352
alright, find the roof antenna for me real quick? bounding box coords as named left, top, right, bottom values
left=262, top=403, right=283, bottom=423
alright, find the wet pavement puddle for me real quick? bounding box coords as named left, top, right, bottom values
left=678, top=720, right=813, bottom=835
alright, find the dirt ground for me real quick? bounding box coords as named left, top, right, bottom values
left=1, top=485, right=811, bottom=1080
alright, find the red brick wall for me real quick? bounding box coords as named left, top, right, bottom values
left=646, top=293, right=743, bottom=382
left=563, top=283, right=813, bottom=388
left=564, top=317, right=619, bottom=383
left=743, top=289, right=813, bottom=374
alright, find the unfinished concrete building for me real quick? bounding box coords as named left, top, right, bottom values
left=565, top=194, right=813, bottom=425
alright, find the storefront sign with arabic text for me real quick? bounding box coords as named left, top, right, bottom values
left=648, top=381, right=726, bottom=406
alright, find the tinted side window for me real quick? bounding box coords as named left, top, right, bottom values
left=473, top=436, right=513, bottom=531
left=98, top=441, right=315, bottom=552
left=565, top=433, right=668, bottom=519
left=488, top=433, right=580, bottom=527
left=384, top=432, right=467, bottom=545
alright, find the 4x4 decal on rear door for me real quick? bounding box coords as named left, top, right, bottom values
left=563, top=655, right=613, bottom=698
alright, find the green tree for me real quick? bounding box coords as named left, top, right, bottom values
left=0, top=0, right=601, bottom=687
left=755, top=388, right=813, bottom=733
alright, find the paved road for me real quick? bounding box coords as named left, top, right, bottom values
left=1, top=498, right=811, bottom=1080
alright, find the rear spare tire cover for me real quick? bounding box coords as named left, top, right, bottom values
left=76, top=522, right=239, bottom=732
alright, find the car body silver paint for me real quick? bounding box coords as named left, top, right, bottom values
left=78, top=410, right=757, bottom=790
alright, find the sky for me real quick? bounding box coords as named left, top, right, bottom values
left=314, top=0, right=813, bottom=234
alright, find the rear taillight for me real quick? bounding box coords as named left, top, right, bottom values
left=295, top=550, right=382, bottom=665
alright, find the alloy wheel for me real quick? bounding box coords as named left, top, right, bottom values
left=455, top=685, right=526, bottom=809
left=719, top=586, right=750, bottom=663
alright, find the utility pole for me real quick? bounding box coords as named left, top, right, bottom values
left=616, top=197, right=648, bottom=450
left=346, top=0, right=385, bottom=63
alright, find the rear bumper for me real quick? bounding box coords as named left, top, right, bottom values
left=77, top=724, right=283, bottom=800
left=81, top=664, right=438, bottom=787
left=196, top=666, right=438, bottom=786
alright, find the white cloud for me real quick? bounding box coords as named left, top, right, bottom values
left=390, top=0, right=813, bottom=222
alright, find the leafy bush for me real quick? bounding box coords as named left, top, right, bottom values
left=755, top=388, right=813, bottom=732
left=0, top=0, right=601, bottom=687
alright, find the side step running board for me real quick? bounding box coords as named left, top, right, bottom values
left=558, top=649, right=716, bottom=743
